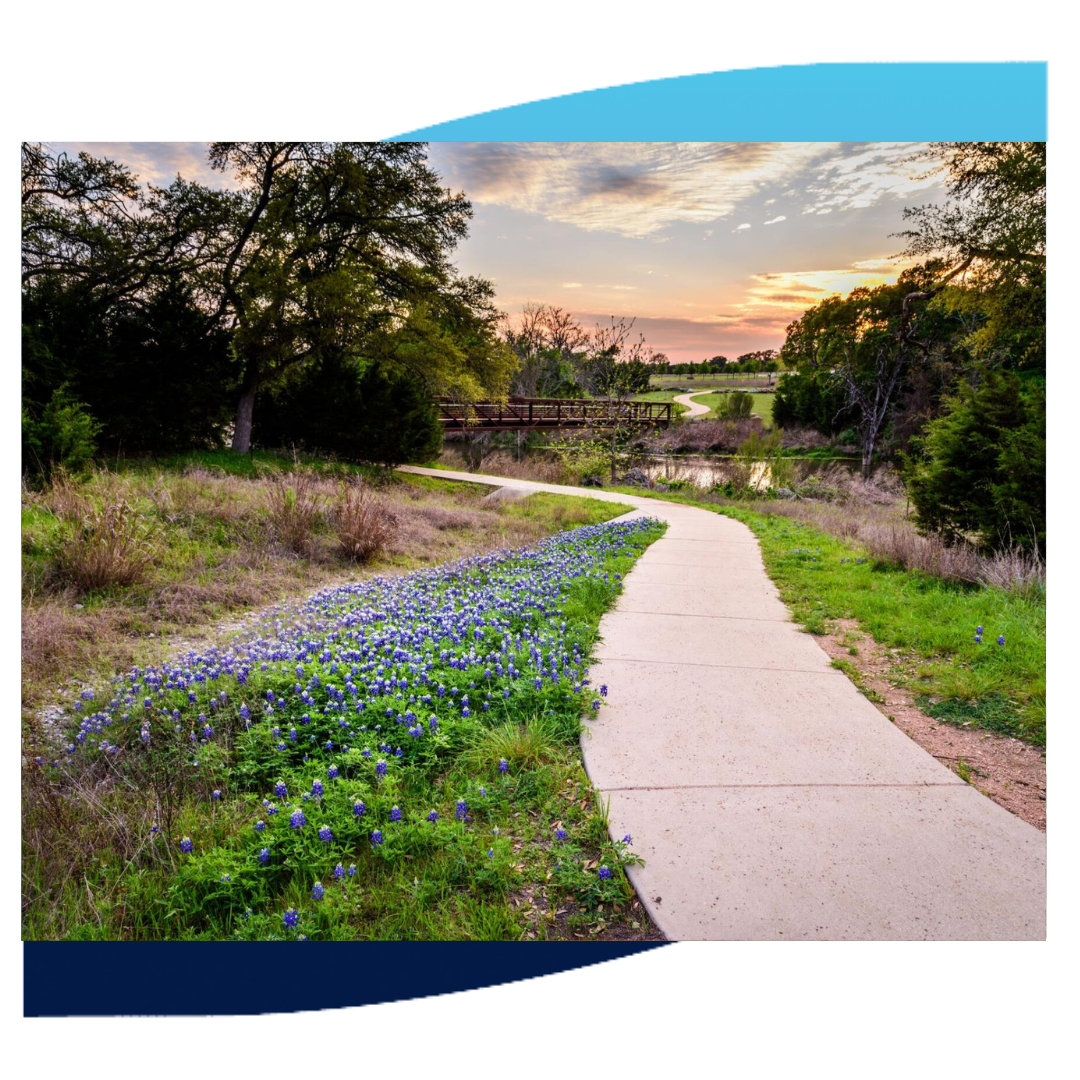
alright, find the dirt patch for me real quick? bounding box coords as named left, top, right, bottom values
left=816, top=619, right=1046, bottom=830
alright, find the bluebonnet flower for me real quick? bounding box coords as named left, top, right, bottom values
left=254, top=820, right=266, bottom=832
left=977, top=626, right=984, bottom=635
left=370, top=830, right=384, bottom=847
left=353, top=800, right=366, bottom=817
left=311, top=779, right=324, bottom=798
left=427, top=810, right=439, bottom=822
left=478, top=786, right=486, bottom=797
left=598, top=866, right=613, bottom=880
left=347, top=864, right=357, bottom=877
left=283, top=908, right=299, bottom=928
left=390, top=806, right=403, bottom=822
left=274, top=781, right=287, bottom=799
left=266, top=803, right=278, bottom=816
left=487, top=848, right=494, bottom=859
left=311, top=881, right=325, bottom=900
left=622, top=834, right=633, bottom=845
left=150, top=824, right=160, bottom=835
left=998, top=635, right=1006, bottom=646
left=258, top=848, right=270, bottom=864
left=376, top=759, right=387, bottom=776
left=221, top=874, right=231, bottom=883
left=555, top=828, right=567, bottom=842
left=498, top=759, right=509, bottom=774
left=297, top=934, right=308, bottom=941
left=333, top=863, right=345, bottom=879
left=328, top=764, right=339, bottom=780
left=318, top=825, right=333, bottom=844
left=211, top=790, right=221, bottom=801
left=591, top=700, right=601, bottom=710
left=290, top=809, right=306, bottom=830
left=179, top=836, right=193, bottom=854
left=600, top=685, right=608, bottom=698
left=456, top=799, right=468, bottom=821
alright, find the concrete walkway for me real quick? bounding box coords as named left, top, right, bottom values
left=672, top=390, right=712, bottom=418
left=401, top=466, right=1047, bottom=940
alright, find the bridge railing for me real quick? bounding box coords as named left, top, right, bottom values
left=433, top=396, right=672, bottom=431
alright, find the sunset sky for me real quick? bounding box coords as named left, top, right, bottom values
left=52, top=141, right=949, bottom=362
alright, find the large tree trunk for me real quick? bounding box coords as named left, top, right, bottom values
left=231, top=373, right=259, bottom=453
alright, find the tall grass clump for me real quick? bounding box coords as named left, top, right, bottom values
left=265, top=471, right=325, bottom=556
left=47, top=480, right=155, bottom=591
left=334, top=482, right=397, bottom=563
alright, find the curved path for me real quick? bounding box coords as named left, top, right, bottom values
left=672, top=389, right=712, bottom=418
left=402, top=466, right=1046, bottom=939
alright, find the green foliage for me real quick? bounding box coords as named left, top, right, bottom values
left=715, top=391, right=754, bottom=419
left=22, top=384, right=100, bottom=482
left=22, top=279, right=238, bottom=454
left=771, top=367, right=850, bottom=433
left=904, top=372, right=1045, bottom=553
left=255, top=357, right=443, bottom=467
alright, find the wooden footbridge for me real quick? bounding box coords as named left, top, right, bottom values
left=434, top=396, right=672, bottom=432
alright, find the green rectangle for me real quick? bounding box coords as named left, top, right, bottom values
left=691, top=941, right=1080, bottom=1015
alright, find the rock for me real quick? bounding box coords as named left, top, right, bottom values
left=619, top=468, right=651, bottom=487
left=73, top=604, right=83, bottom=610
left=774, top=487, right=797, bottom=500
left=581, top=474, right=605, bottom=488
left=482, top=487, right=529, bottom=505
left=652, top=483, right=670, bottom=492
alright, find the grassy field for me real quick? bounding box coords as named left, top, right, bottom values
left=609, top=487, right=1045, bottom=746
left=648, top=374, right=783, bottom=390
left=691, top=391, right=775, bottom=425
left=629, top=389, right=691, bottom=415
left=24, top=458, right=666, bottom=940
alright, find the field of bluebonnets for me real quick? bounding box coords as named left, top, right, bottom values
left=29, top=514, right=666, bottom=940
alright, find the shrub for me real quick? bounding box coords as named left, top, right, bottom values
left=22, top=386, right=100, bottom=483
left=904, top=372, right=1045, bottom=552
left=716, top=391, right=753, bottom=419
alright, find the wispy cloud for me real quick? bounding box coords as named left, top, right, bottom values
left=763, top=215, right=787, bottom=226
left=435, top=142, right=839, bottom=238
left=801, top=143, right=941, bottom=214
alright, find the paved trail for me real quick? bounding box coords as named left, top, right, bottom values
left=402, top=466, right=1046, bottom=940
left=672, top=390, right=712, bottom=418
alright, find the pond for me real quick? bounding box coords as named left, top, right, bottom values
left=639, top=453, right=870, bottom=490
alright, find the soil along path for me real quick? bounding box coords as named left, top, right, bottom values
left=673, top=390, right=712, bottom=418
left=400, top=467, right=1046, bottom=939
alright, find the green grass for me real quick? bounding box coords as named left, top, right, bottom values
left=692, top=391, right=775, bottom=425
left=630, top=390, right=691, bottom=415
left=607, top=486, right=1046, bottom=745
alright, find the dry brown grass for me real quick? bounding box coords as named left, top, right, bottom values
left=753, top=481, right=1045, bottom=592
left=333, top=482, right=397, bottom=563
left=264, top=471, right=326, bottom=556
left=647, top=420, right=834, bottom=455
